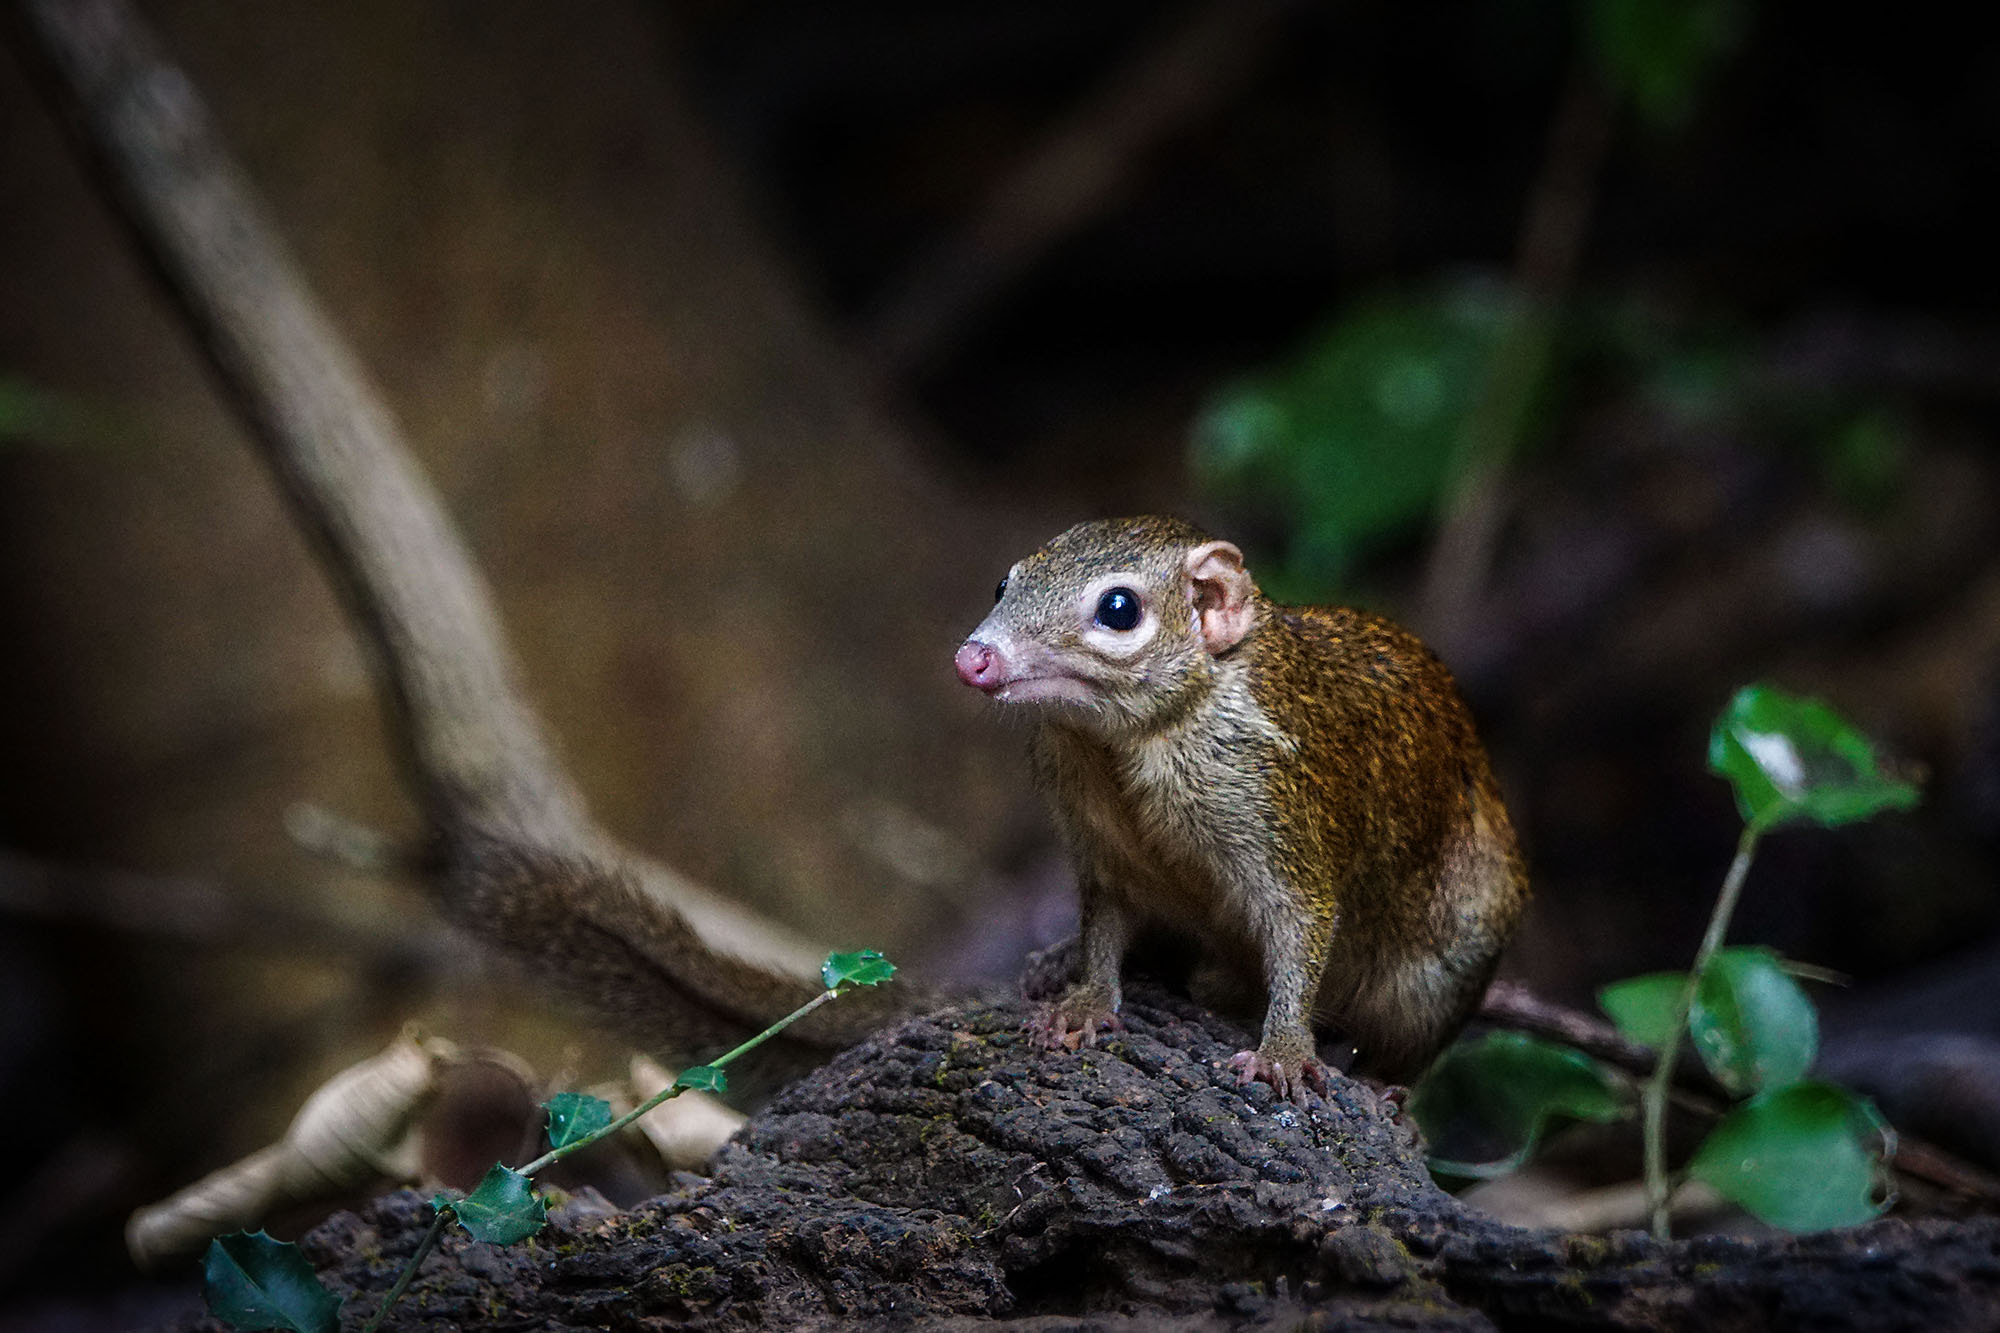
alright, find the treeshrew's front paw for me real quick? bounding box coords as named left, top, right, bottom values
left=1226, top=1043, right=1331, bottom=1106
left=1027, top=985, right=1124, bottom=1052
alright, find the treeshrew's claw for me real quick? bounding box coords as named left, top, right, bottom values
left=1026, top=1002, right=1123, bottom=1052
left=1226, top=1048, right=1331, bottom=1107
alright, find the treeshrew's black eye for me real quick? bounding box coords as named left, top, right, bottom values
left=994, top=577, right=1008, bottom=603
left=1094, top=587, right=1141, bottom=631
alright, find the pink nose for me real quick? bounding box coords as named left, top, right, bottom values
left=955, top=640, right=1001, bottom=690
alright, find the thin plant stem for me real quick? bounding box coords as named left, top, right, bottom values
left=368, top=984, right=846, bottom=1328
left=1643, top=822, right=1764, bottom=1239
left=517, top=987, right=837, bottom=1177
left=362, top=1202, right=453, bottom=1333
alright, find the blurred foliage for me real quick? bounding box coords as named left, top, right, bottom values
left=0, top=375, right=67, bottom=443
left=1189, top=287, right=1533, bottom=600
left=1600, top=306, right=1915, bottom=512
left=1822, top=410, right=1911, bottom=514
left=1197, top=296, right=1917, bottom=580
left=1185, top=0, right=1761, bottom=601
left=1409, top=1030, right=1629, bottom=1178
left=1582, top=0, right=1750, bottom=131
left=0, top=373, right=115, bottom=448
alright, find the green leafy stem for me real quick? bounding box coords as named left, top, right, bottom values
left=1412, top=683, right=1917, bottom=1240
left=1630, top=684, right=1914, bottom=1237
left=202, top=949, right=895, bottom=1333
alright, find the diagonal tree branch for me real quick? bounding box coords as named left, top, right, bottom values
left=13, top=0, right=579, bottom=847
left=10, top=0, right=913, bottom=1068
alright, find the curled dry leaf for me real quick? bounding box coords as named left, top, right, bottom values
left=126, top=1029, right=458, bottom=1271
left=628, top=1055, right=747, bottom=1171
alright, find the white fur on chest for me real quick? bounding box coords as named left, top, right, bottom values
left=1067, top=662, right=1294, bottom=919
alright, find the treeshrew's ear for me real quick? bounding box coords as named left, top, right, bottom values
left=1184, top=541, right=1255, bottom=654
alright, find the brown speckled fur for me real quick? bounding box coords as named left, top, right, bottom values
left=971, top=517, right=1527, bottom=1092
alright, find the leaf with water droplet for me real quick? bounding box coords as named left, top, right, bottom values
left=822, top=949, right=896, bottom=992
left=1689, top=948, right=1818, bottom=1095
left=674, top=1065, right=727, bottom=1094
left=1688, top=1082, right=1890, bottom=1231
left=542, top=1091, right=613, bottom=1150
left=1708, top=684, right=1919, bottom=830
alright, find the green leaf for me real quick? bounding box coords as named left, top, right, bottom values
left=822, top=949, right=896, bottom=992
left=0, top=376, right=63, bottom=444
left=542, top=1091, right=614, bottom=1150
left=0, top=376, right=108, bottom=449
left=453, top=1164, right=546, bottom=1245
left=1707, top=683, right=1920, bottom=830
left=1598, top=971, right=1688, bottom=1051
left=1690, top=947, right=1818, bottom=1095
left=1823, top=411, right=1909, bottom=513
left=1189, top=289, right=1526, bottom=596
left=1410, top=1032, right=1631, bottom=1178
left=1583, top=0, right=1747, bottom=131
left=1688, top=1082, right=1890, bottom=1231
left=201, top=1231, right=341, bottom=1333
left=675, top=1064, right=728, bottom=1093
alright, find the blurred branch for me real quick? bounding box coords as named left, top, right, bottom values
left=16, top=0, right=582, bottom=847
left=284, top=802, right=410, bottom=875
left=12, top=0, right=915, bottom=1069
left=1480, top=980, right=1723, bottom=1096
left=1418, top=67, right=1615, bottom=649
left=859, top=0, right=1292, bottom=382
left=0, top=847, right=458, bottom=969
left=1472, top=1175, right=1733, bottom=1234
left=1479, top=980, right=2000, bottom=1206
left=1760, top=312, right=2000, bottom=404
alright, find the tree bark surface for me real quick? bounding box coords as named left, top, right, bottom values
left=276, top=992, right=2000, bottom=1331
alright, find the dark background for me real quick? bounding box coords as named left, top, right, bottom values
left=3, top=1, right=1997, bottom=1323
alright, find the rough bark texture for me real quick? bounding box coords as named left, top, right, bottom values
left=268, top=992, right=2000, bottom=1330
